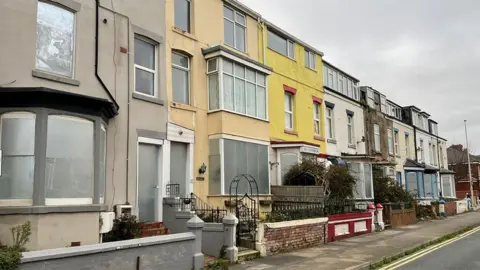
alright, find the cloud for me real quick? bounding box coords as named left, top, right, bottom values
left=239, top=0, right=480, bottom=151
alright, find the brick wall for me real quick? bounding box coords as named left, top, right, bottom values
left=259, top=218, right=328, bottom=256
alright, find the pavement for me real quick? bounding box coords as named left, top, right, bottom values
left=230, top=211, right=480, bottom=270
left=396, top=228, right=480, bottom=270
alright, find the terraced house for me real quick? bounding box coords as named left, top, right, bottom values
left=0, top=0, right=168, bottom=250
left=165, top=0, right=273, bottom=210
left=322, top=61, right=373, bottom=201
left=260, top=20, right=326, bottom=186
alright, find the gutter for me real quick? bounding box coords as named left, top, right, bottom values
left=95, top=0, right=120, bottom=113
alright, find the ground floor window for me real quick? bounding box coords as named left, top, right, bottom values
left=0, top=109, right=106, bottom=206
left=406, top=171, right=438, bottom=199
left=209, top=137, right=269, bottom=195
left=350, top=162, right=373, bottom=199
left=441, top=174, right=455, bottom=198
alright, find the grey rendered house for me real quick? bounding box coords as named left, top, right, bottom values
left=0, top=0, right=169, bottom=250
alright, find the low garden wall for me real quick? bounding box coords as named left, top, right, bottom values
left=445, top=201, right=457, bottom=216
left=327, top=212, right=372, bottom=242
left=457, top=199, right=468, bottom=214
left=19, top=232, right=203, bottom=270
left=257, top=217, right=328, bottom=256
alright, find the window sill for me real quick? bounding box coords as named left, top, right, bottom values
left=224, top=43, right=249, bottom=57
left=132, top=93, right=165, bottom=105
left=267, top=47, right=296, bottom=62
left=0, top=204, right=108, bottom=215
left=32, top=70, right=80, bottom=86
left=327, top=138, right=337, bottom=144
left=348, top=144, right=356, bottom=149
left=314, top=135, right=325, bottom=142
left=207, top=109, right=269, bottom=122
left=284, top=129, right=298, bottom=136
left=172, top=27, right=197, bottom=41
left=171, top=102, right=197, bottom=112
left=305, top=66, right=317, bottom=72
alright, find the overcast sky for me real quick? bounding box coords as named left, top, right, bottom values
left=239, top=0, right=480, bottom=151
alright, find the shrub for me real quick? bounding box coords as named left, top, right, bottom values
left=103, top=214, right=141, bottom=242
left=0, top=221, right=32, bottom=270
left=324, top=165, right=356, bottom=203
left=0, top=247, right=22, bottom=270
left=372, top=166, right=415, bottom=204
left=10, top=221, right=31, bottom=252
left=283, top=157, right=327, bottom=186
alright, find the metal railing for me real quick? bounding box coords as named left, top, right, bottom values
left=164, top=192, right=227, bottom=223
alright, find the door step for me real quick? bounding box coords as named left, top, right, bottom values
left=238, top=248, right=260, bottom=261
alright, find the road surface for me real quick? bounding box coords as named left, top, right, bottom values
left=397, top=229, right=480, bottom=269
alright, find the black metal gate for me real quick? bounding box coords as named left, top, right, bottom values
left=229, top=174, right=259, bottom=250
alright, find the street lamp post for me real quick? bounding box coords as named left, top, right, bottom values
left=464, top=120, right=475, bottom=208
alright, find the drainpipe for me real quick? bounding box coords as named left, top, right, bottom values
left=95, top=0, right=120, bottom=112
left=258, top=17, right=266, bottom=64
left=413, top=126, right=418, bottom=162
left=436, top=135, right=442, bottom=197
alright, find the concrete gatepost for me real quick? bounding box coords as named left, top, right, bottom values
left=223, top=213, right=239, bottom=263
left=187, top=215, right=205, bottom=270
left=376, top=203, right=385, bottom=231
left=368, top=203, right=376, bottom=231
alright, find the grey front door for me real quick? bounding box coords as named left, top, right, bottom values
left=138, top=143, right=160, bottom=222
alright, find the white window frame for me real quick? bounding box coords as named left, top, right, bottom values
left=284, top=93, right=294, bottom=130
left=223, top=6, right=247, bottom=52
left=374, top=124, right=380, bottom=152
left=174, top=0, right=191, bottom=33
left=326, top=107, right=334, bottom=139
left=394, top=130, right=399, bottom=155
left=347, top=114, right=354, bottom=145
left=405, top=134, right=410, bottom=158
left=287, top=40, right=295, bottom=59
left=440, top=146, right=444, bottom=167
left=172, top=51, right=191, bottom=105
left=207, top=57, right=268, bottom=121
left=327, top=68, right=334, bottom=89
left=304, top=50, right=316, bottom=70
left=433, top=144, right=437, bottom=166
left=313, top=102, right=320, bottom=135
left=134, top=36, right=158, bottom=98
left=387, top=129, right=393, bottom=155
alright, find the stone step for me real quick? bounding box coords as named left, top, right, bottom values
left=238, top=249, right=260, bottom=262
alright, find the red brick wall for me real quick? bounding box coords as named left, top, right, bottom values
left=445, top=201, right=457, bottom=216
left=262, top=218, right=327, bottom=255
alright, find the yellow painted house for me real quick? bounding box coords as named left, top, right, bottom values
left=259, top=21, right=326, bottom=186
left=165, top=0, right=273, bottom=210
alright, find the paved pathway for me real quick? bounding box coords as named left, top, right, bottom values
left=231, top=211, right=480, bottom=270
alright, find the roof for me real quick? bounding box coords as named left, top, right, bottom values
left=404, top=159, right=424, bottom=169
left=428, top=119, right=438, bottom=124
left=420, top=111, right=431, bottom=117
left=404, top=105, right=422, bottom=112
left=447, top=146, right=480, bottom=164
left=440, top=168, right=455, bottom=174
left=386, top=99, right=403, bottom=108
left=322, top=59, right=360, bottom=82
left=223, top=0, right=261, bottom=19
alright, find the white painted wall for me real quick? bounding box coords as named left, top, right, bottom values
left=324, top=89, right=366, bottom=156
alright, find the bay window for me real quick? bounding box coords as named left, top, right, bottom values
left=209, top=137, right=269, bottom=195
left=0, top=109, right=106, bottom=207
left=441, top=175, right=454, bottom=198
left=350, top=163, right=373, bottom=199
left=207, top=57, right=268, bottom=120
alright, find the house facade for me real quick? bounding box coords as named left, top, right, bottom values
left=323, top=61, right=373, bottom=200
left=448, top=144, right=480, bottom=198
left=165, top=0, right=273, bottom=209
left=262, top=21, right=326, bottom=186
left=0, top=0, right=168, bottom=250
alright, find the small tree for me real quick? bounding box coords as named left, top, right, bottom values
left=324, top=165, right=356, bottom=203
left=283, top=158, right=327, bottom=186
left=372, top=166, right=415, bottom=204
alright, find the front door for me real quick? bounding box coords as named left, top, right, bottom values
left=138, top=143, right=161, bottom=222
left=170, top=142, right=188, bottom=197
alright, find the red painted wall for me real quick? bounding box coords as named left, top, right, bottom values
left=327, top=212, right=372, bottom=242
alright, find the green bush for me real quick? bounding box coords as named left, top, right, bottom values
left=0, top=221, right=32, bottom=270
left=103, top=214, right=141, bottom=242
left=372, top=166, right=415, bottom=204
left=0, top=247, right=22, bottom=270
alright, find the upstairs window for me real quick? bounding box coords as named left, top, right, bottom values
left=420, top=139, right=425, bottom=162
left=175, top=0, right=191, bottom=33
left=313, top=102, right=320, bottom=135
left=326, top=106, right=334, bottom=139
left=268, top=30, right=294, bottom=59
left=172, top=52, right=190, bottom=104
left=304, top=50, right=316, bottom=70
left=347, top=114, right=354, bottom=145
left=134, top=37, right=157, bottom=97
left=207, top=58, right=267, bottom=120
left=394, top=130, right=399, bottom=155
left=224, top=6, right=246, bottom=52
left=405, top=133, right=410, bottom=158
left=284, top=93, right=294, bottom=129
left=374, top=124, right=380, bottom=152
left=36, top=1, right=75, bottom=78
left=387, top=129, right=393, bottom=154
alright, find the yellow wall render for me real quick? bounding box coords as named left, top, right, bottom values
left=262, top=25, right=326, bottom=152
